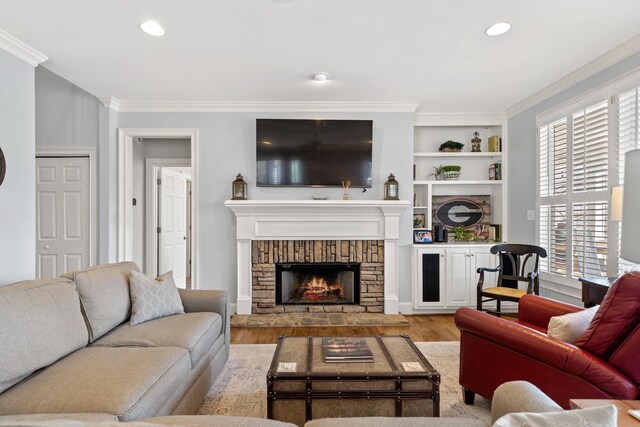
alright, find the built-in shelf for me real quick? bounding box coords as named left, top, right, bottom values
left=413, top=180, right=503, bottom=185
left=414, top=152, right=502, bottom=158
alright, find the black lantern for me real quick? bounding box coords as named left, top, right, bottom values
left=232, top=173, right=247, bottom=200
left=384, top=173, right=399, bottom=200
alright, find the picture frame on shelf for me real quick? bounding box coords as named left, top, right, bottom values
left=413, top=230, right=433, bottom=244
left=413, top=213, right=425, bottom=228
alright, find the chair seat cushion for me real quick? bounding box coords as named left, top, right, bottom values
left=92, top=312, right=221, bottom=367
left=0, top=347, right=190, bottom=422
left=482, top=287, right=526, bottom=298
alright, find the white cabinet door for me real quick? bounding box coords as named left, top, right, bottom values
left=445, top=248, right=471, bottom=307
left=158, top=168, right=187, bottom=288
left=413, top=247, right=446, bottom=308
left=36, top=157, right=90, bottom=278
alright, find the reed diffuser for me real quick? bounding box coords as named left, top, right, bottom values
left=341, top=180, right=351, bottom=200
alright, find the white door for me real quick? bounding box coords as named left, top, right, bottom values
left=36, top=157, right=90, bottom=278
left=445, top=248, right=471, bottom=307
left=158, top=168, right=187, bottom=288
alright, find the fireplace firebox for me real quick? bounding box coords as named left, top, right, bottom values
left=276, top=263, right=360, bottom=305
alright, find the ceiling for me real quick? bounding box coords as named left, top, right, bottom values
left=1, top=0, right=640, bottom=112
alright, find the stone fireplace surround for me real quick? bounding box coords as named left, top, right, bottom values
left=224, top=200, right=411, bottom=315
left=252, top=240, right=384, bottom=313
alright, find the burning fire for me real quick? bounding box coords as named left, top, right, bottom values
left=300, top=276, right=344, bottom=301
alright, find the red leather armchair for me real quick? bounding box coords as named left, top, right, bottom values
left=455, top=294, right=640, bottom=409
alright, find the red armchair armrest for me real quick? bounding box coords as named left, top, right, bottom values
left=518, top=294, right=583, bottom=329
left=455, top=307, right=637, bottom=398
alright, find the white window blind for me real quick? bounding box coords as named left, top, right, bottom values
left=539, top=204, right=567, bottom=276
left=539, top=119, right=568, bottom=197
left=572, top=101, right=608, bottom=192
left=572, top=201, right=608, bottom=278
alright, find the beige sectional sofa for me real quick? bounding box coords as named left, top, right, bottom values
left=0, top=262, right=230, bottom=422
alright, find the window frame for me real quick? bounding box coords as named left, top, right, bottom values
left=536, top=87, right=623, bottom=288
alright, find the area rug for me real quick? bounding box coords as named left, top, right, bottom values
left=198, top=342, right=491, bottom=425
left=231, top=313, right=409, bottom=327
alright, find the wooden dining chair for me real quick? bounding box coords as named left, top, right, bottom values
left=477, top=244, right=547, bottom=317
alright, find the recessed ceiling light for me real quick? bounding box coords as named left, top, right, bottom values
left=262, top=141, right=272, bottom=145
left=485, top=22, right=511, bottom=37
left=140, top=21, right=165, bottom=37
left=312, top=72, right=330, bottom=82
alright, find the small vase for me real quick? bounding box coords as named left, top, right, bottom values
left=343, top=192, right=349, bottom=200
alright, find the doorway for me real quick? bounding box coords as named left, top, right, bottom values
left=144, top=159, right=192, bottom=289
left=35, top=148, right=96, bottom=278
left=119, top=129, right=198, bottom=287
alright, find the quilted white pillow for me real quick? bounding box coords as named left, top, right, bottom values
left=129, top=270, right=184, bottom=325
left=492, top=404, right=617, bottom=427
left=547, top=305, right=599, bottom=344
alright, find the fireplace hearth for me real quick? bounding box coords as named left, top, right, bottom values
left=276, top=263, right=360, bottom=305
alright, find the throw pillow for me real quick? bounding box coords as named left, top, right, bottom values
left=574, top=272, right=640, bottom=359
left=547, top=305, right=599, bottom=344
left=492, top=405, right=617, bottom=427
left=129, top=270, right=184, bottom=325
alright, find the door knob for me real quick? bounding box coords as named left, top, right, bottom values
left=183, top=236, right=187, bottom=240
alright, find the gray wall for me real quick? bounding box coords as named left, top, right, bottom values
left=117, top=112, right=414, bottom=305
left=132, top=138, right=191, bottom=271
left=508, top=51, right=640, bottom=303
left=0, top=50, right=36, bottom=285
left=35, top=67, right=99, bottom=149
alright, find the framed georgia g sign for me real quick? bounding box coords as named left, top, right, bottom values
left=432, top=195, right=491, bottom=229
left=0, top=146, right=5, bottom=186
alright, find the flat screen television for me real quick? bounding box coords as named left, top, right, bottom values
left=256, top=119, right=373, bottom=187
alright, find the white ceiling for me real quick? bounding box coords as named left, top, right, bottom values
left=1, top=0, right=640, bottom=112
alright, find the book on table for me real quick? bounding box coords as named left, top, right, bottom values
left=322, top=337, right=374, bottom=362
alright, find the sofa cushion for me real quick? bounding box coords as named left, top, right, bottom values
left=608, top=322, right=640, bottom=383
left=130, top=270, right=184, bottom=325
left=547, top=305, right=599, bottom=344
left=143, top=415, right=298, bottom=427
left=0, top=278, right=88, bottom=393
left=0, top=413, right=119, bottom=423
left=492, top=405, right=617, bottom=427
left=0, top=346, right=190, bottom=422
left=63, top=262, right=139, bottom=342
left=574, top=272, right=640, bottom=359
left=92, top=312, right=221, bottom=368
left=306, top=418, right=486, bottom=427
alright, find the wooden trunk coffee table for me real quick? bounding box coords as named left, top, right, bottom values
left=267, top=335, right=440, bottom=426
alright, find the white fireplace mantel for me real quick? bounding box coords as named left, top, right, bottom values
left=224, top=200, right=411, bottom=314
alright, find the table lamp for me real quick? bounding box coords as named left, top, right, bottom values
left=621, top=150, right=640, bottom=264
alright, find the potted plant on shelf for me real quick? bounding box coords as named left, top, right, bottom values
left=439, top=140, right=464, bottom=152
left=441, top=165, right=461, bottom=180
left=452, top=225, right=473, bottom=241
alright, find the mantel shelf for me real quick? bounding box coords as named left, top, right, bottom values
left=413, top=180, right=503, bottom=185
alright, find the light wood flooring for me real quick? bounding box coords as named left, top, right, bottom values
left=231, top=314, right=460, bottom=344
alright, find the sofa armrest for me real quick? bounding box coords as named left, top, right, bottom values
left=491, top=381, right=562, bottom=423
left=518, top=294, right=583, bottom=329
left=455, top=307, right=637, bottom=398
left=178, top=289, right=230, bottom=345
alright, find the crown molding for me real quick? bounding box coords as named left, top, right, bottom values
left=414, top=111, right=507, bottom=126
left=0, top=29, right=47, bottom=67
left=109, top=100, right=419, bottom=113
left=98, top=97, right=121, bottom=111
left=506, top=34, right=640, bottom=118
